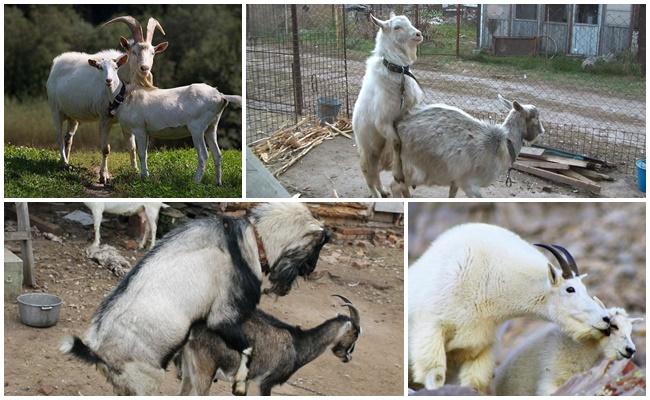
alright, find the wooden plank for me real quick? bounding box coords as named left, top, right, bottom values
left=575, top=168, right=614, bottom=181
left=4, top=231, right=31, bottom=241
left=541, top=155, right=590, bottom=168
left=15, top=203, right=36, bottom=287
left=519, top=146, right=545, bottom=157
left=513, top=164, right=601, bottom=193
left=560, top=169, right=599, bottom=186
left=514, top=160, right=570, bottom=170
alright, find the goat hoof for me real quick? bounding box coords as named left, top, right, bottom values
left=232, top=382, right=247, bottom=396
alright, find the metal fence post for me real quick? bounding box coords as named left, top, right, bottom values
left=290, top=5, right=304, bottom=119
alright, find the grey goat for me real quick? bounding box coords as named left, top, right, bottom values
left=389, top=95, right=544, bottom=197
left=176, top=295, right=361, bottom=396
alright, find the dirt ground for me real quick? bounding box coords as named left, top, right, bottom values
left=407, top=202, right=646, bottom=392
left=274, top=136, right=642, bottom=198
left=4, top=203, right=404, bottom=396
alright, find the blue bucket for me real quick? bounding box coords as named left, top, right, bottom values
left=636, top=159, right=646, bottom=193
left=317, top=97, right=342, bottom=125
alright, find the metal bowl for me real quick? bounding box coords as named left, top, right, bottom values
left=17, top=293, right=62, bottom=328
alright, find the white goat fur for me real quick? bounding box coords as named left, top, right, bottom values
left=92, top=56, right=241, bottom=185
left=84, top=202, right=168, bottom=249
left=352, top=12, right=423, bottom=197
left=47, top=21, right=166, bottom=183
left=494, top=307, right=641, bottom=395
left=61, top=202, right=324, bottom=395
left=408, top=223, right=609, bottom=393
left=389, top=96, right=544, bottom=198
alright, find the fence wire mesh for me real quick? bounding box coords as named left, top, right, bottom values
left=246, top=4, right=645, bottom=175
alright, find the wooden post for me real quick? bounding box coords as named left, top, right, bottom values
left=15, top=202, right=35, bottom=287
left=334, top=4, right=341, bottom=49
left=456, top=4, right=461, bottom=57
left=638, top=4, right=645, bottom=73
left=290, top=5, right=304, bottom=119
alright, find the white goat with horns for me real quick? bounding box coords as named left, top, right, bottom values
left=352, top=11, right=423, bottom=198
left=408, top=223, right=611, bottom=393
left=495, top=299, right=642, bottom=395
left=46, top=16, right=168, bottom=183
left=88, top=54, right=241, bottom=185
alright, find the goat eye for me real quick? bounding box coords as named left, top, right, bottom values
left=566, top=287, right=575, bottom=293
left=394, top=26, right=401, bottom=30
left=611, top=324, right=619, bottom=330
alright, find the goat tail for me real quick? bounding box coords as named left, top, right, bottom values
left=222, top=94, right=242, bottom=107
left=60, top=335, right=108, bottom=367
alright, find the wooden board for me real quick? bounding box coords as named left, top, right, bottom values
left=513, top=163, right=601, bottom=194
left=575, top=168, right=614, bottom=181
left=519, top=146, right=545, bottom=157
left=560, top=169, right=599, bottom=186
left=514, top=160, right=570, bottom=170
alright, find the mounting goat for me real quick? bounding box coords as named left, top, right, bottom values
left=176, top=295, right=361, bottom=395
left=88, top=54, right=241, bottom=185
left=408, top=223, right=610, bottom=393
left=352, top=12, right=423, bottom=197
left=84, top=202, right=168, bottom=249
left=46, top=16, right=168, bottom=183
left=389, top=95, right=544, bottom=197
left=495, top=300, right=642, bottom=395
left=61, top=203, right=331, bottom=395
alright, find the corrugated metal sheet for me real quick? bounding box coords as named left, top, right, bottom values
left=512, top=19, right=537, bottom=37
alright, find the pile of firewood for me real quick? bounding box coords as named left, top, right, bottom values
left=513, top=145, right=615, bottom=194
left=251, top=117, right=353, bottom=176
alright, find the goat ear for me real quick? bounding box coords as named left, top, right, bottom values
left=497, top=94, right=512, bottom=110
left=547, top=263, right=561, bottom=286
left=370, top=14, right=388, bottom=31
left=512, top=100, right=523, bottom=112
left=154, top=41, right=169, bottom=54
left=389, top=11, right=397, bottom=19
left=88, top=59, right=100, bottom=69
left=115, top=54, right=129, bottom=67
left=629, top=317, right=644, bottom=324
left=119, top=36, right=131, bottom=50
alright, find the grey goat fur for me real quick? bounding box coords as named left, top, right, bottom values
left=175, top=295, right=361, bottom=396
left=388, top=95, right=544, bottom=197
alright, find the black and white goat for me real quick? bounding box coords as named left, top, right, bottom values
left=176, top=295, right=362, bottom=396
left=61, top=203, right=331, bottom=395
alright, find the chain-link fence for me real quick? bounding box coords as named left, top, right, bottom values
left=246, top=4, right=645, bottom=175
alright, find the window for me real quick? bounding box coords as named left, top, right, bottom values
left=515, top=5, right=537, bottom=21
left=575, top=5, right=599, bottom=25
left=544, top=5, right=568, bottom=23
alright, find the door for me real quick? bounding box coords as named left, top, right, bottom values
left=571, top=4, right=601, bottom=56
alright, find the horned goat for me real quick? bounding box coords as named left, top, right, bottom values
left=61, top=203, right=331, bottom=395
left=389, top=95, right=544, bottom=198
left=46, top=16, right=168, bottom=183
left=176, top=295, right=361, bottom=395
left=408, top=223, right=610, bottom=393
left=494, top=301, right=642, bottom=395
left=88, top=55, right=241, bottom=185
left=352, top=12, right=423, bottom=198
left=84, top=202, right=168, bottom=249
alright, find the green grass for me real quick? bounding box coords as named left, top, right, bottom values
left=5, top=144, right=242, bottom=198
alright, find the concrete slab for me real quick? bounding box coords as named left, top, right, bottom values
left=246, top=147, right=290, bottom=198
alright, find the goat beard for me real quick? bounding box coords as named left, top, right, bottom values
left=265, top=237, right=328, bottom=296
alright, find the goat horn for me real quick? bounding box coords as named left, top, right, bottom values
left=534, top=243, right=574, bottom=279
left=551, top=244, right=579, bottom=276
left=332, top=295, right=360, bottom=325
left=145, top=17, right=165, bottom=44
left=103, top=16, right=144, bottom=43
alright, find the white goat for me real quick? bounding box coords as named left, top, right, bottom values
left=494, top=302, right=642, bottom=395
left=352, top=12, right=423, bottom=198
left=46, top=16, right=168, bottom=183
left=88, top=55, right=241, bottom=185
left=408, top=223, right=610, bottom=393
left=84, top=202, right=168, bottom=249
left=389, top=95, right=544, bottom=198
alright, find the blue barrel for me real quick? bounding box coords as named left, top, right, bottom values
left=636, top=159, right=646, bottom=193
